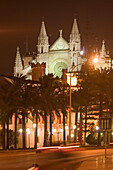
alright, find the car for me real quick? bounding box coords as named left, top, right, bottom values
left=27, top=163, right=39, bottom=170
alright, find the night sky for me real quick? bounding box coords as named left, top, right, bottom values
left=0, top=0, right=113, bottom=76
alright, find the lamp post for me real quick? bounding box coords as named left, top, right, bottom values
left=69, top=72, right=72, bottom=143
left=67, top=50, right=84, bottom=143
left=68, top=63, right=80, bottom=143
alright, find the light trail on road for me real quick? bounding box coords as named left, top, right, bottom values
left=0, top=148, right=113, bottom=170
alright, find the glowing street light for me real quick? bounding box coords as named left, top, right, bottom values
left=65, top=126, right=68, bottom=130
left=19, top=129, right=23, bottom=133
left=53, top=129, right=56, bottom=132
left=33, top=123, right=36, bottom=128
left=96, top=126, right=99, bottom=130
left=71, top=134, right=74, bottom=138
left=73, top=125, right=76, bottom=129
left=60, top=129, right=63, bottom=132
left=93, top=58, right=98, bottom=64
left=26, top=128, right=30, bottom=134
left=80, top=50, right=84, bottom=55
left=67, top=73, right=77, bottom=86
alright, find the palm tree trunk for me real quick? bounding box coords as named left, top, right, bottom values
left=84, top=105, right=87, bottom=145
left=44, top=113, right=47, bottom=147
left=2, top=122, right=5, bottom=150
left=74, top=108, right=78, bottom=142
left=78, top=106, right=83, bottom=144
left=98, top=94, right=103, bottom=146
left=50, top=114, right=52, bottom=146
left=6, top=118, right=9, bottom=150
left=63, top=112, right=66, bottom=145
left=14, top=114, right=17, bottom=149
left=22, top=114, right=26, bottom=149
left=34, top=114, right=38, bottom=149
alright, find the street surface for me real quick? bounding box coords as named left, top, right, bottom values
left=0, top=148, right=113, bottom=170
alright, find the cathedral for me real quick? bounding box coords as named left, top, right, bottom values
left=14, top=18, right=111, bottom=80
left=9, top=18, right=111, bottom=148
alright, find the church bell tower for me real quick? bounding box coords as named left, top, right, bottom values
left=69, top=19, right=81, bottom=71
left=14, top=46, right=23, bottom=76
left=37, top=21, right=49, bottom=74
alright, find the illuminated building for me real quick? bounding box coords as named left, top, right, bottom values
left=14, top=19, right=111, bottom=80
left=14, top=19, right=82, bottom=79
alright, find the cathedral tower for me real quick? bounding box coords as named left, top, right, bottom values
left=37, top=21, right=49, bottom=53
left=69, top=19, right=81, bottom=71
left=14, top=47, right=23, bottom=76
left=37, top=21, right=49, bottom=74
left=100, top=40, right=106, bottom=63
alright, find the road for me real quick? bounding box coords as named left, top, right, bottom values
left=0, top=148, right=113, bottom=170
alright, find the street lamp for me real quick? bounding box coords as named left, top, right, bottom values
left=93, top=58, right=98, bottom=63
left=67, top=62, right=82, bottom=143
left=33, top=123, right=36, bottom=128
left=96, top=126, right=99, bottom=131
left=73, top=125, right=76, bottom=129
left=67, top=50, right=84, bottom=143
left=19, top=128, right=23, bottom=133
left=67, top=71, right=77, bottom=142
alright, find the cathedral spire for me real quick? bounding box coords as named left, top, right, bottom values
left=101, top=40, right=106, bottom=56
left=14, top=46, right=23, bottom=76
left=37, top=20, right=49, bottom=53
left=69, top=18, right=80, bottom=49
left=71, top=18, right=79, bottom=35
left=69, top=18, right=81, bottom=71
left=39, top=21, right=47, bottom=37
left=100, top=40, right=106, bottom=62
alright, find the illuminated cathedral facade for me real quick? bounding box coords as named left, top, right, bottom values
left=14, top=19, right=111, bottom=80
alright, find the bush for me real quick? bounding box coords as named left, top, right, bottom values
left=86, top=132, right=103, bottom=145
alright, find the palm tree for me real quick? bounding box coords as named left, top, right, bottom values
left=0, top=76, right=19, bottom=149
left=56, top=84, right=69, bottom=145
left=12, top=76, right=34, bottom=149
left=38, top=74, right=62, bottom=146
left=26, top=81, right=44, bottom=148
left=18, top=80, right=34, bottom=149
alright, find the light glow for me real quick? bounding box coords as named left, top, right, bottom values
left=93, top=58, right=98, bottom=63
left=26, top=128, right=30, bottom=134
left=33, top=123, right=36, bottom=128
left=53, top=129, right=56, bottom=132
left=80, top=50, right=84, bottom=55
left=73, top=125, right=76, bottom=129
left=60, top=129, right=63, bottom=132
left=96, top=126, right=99, bottom=130
left=19, top=129, right=23, bottom=133
left=71, top=134, right=74, bottom=137
left=67, top=73, right=77, bottom=86
left=65, top=126, right=68, bottom=129
left=36, top=145, right=80, bottom=151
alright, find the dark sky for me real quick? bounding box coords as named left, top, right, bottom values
left=0, top=0, right=113, bottom=76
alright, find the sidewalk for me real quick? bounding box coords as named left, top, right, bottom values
left=77, top=155, right=113, bottom=170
